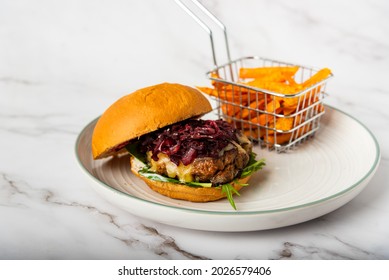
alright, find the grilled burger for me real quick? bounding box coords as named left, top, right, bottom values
left=92, top=83, right=265, bottom=209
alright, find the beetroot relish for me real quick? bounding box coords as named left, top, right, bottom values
left=139, top=119, right=239, bottom=166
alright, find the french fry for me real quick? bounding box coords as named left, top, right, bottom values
left=275, top=117, right=294, bottom=131
left=302, top=68, right=332, bottom=88
left=265, top=122, right=310, bottom=145
left=265, top=133, right=292, bottom=145
left=221, top=103, right=239, bottom=118
left=257, top=113, right=276, bottom=126
left=198, top=86, right=259, bottom=104
left=246, top=80, right=299, bottom=94
left=280, top=96, right=300, bottom=109
left=196, top=86, right=216, bottom=96
left=265, top=99, right=281, bottom=113
left=239, top=66, right=299, bottom=79
left=280, top=104, right=296, bottom=116
left=243, top=127, right=266, bottom=139
left=239, top=100, right=261, bottom=119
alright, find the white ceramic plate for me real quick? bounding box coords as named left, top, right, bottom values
left=75, top=106, right=380, bottom=232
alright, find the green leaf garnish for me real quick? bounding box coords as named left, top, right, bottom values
left=240, top=152, right=266, bottom=178
left=139, top=170, right=179, bottom=183
left=126, top=141, right=147, bottom=164
left=186, top=181, right=213, bottom=188
left=220, top=183, right=239, bottom=210
left=138, top=169, right=213, bottom=188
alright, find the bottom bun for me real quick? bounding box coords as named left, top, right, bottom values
left=130, top=157, right=251, bottom=202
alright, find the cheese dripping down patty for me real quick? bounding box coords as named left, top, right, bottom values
left=148, top=152, right=194, bottom=182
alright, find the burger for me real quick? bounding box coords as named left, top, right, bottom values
left=92, top=83, right=265, bottom=209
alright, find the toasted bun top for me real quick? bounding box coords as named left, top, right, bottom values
left=92, top=83, right=212, bottom=159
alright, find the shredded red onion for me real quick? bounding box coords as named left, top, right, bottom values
left=140, top=119, right=239, bottom=165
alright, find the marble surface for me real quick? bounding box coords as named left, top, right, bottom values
left=1, top=0, right=388, bottom=260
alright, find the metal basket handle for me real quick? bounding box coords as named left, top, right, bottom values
left=175, top=0, right=231, bottom=68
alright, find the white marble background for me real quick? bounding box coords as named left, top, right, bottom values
left=1, top=0, right=388, bottom=259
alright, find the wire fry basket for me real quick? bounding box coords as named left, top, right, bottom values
left=176, top=0, right=333, bottom=152
left=207, top=56, right=332, bottom=152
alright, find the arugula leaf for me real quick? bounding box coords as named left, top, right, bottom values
left=186, top=181, right=213, bottom=188
left=139, top=170, right=180, bottom=184
left=139, top=169, right=212, bottom=188
left=126, top=141, right=147, bottom=164
left=220, top=183, right=238, bottom=210
left=218, top=153, right=265, bottom=210
left=240, top=153, right=266, bottom=178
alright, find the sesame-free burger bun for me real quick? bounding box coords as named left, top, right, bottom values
left=92, top=83, right=212, bottom=159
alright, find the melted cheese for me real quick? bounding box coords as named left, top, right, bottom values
left=237, top=133, right=251, bottom=147
left=148, top=152, right=193, bottom=183
left=218, top=143, right=234, bottom=156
